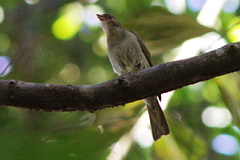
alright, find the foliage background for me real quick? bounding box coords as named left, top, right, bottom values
left=0, top=0, right=240, bottom=159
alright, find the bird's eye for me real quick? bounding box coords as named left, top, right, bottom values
left=104, top=14, right=112, bottom=19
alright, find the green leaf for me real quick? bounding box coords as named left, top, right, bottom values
left=164, top=115, right=207, bottom=160
left=215, top=74, right=240, bottom=126
left=0, top=127, right=115, bottom=160
left=125, top=7, right=214, bottom=52
left=125, top=0, right=152, bottom=12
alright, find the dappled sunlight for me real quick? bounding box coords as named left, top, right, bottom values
left=52, top=3, right=84, bottom=40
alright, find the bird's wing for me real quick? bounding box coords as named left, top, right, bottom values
left=130, top=31, right=162, bottom=100
left=130, top=31, right=153, bottom=67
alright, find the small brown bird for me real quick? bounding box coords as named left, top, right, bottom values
left=97, top=14, right=170, bottom=140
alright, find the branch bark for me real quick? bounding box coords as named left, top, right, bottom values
left=0, top=43, right=240, bottom=112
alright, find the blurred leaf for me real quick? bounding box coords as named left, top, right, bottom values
left=215, top=73, right=240, bottom=126
left=125, top=0, right=152, bottom=12
left=105, top=0, right=126, bottom=13
left=161, top=115, right=207, bottom=160
left=154, top=136, right=187, bottom=160
left=226, top=17, right=240, bottom=42
left=0, top=126, right=116, bottom=160
left=95, top=101, right=144, bottom=132
left=202, top=80, right=221, bottom=104
left=52, top=3, right=84, bottom=40
left=0, top=108, right=10, bottom=128
left=0, top=0, right=20, bottom=7
left=125, top=7, right=214, bottom=52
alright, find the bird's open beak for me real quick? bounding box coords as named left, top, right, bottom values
left=96, top=14, right=106, bottom=21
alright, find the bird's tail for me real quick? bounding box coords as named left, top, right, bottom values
left=144, top=96, right=170, bottom=141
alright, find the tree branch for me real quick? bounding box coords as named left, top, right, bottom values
left=0, top=43, right=240, bottom=112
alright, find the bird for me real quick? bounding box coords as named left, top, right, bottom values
left=97, top=14, right=170, bottom=141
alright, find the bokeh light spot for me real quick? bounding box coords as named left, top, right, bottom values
left=165, top=0, right=186, bottom=14
left=93, top=34, right=107, bottom=57
left=87, top=66, right=107, bottom=84
left=227, top=22, right=240, bottom=42
left=84, top=5, right=104, bottom=27
left=85, top=0, right=99, bottom=3
left=25, top=0, right=40, bottom=5
left=212, top=134, right=239, bottom=156
left=0, top=6, right=4, bottom=23
left=0, top=56, right=12, bottom=77
left=202, top=106, right=232, bottom=128
left=223, top=0, right=239, bottom=13
left=201, top=32, right=227, bottom=52
left=187, top=0, right=206, bottom=12
left=59, top=63, right=81, bottom=83
left=151, top=0, right=163, bottom=6
left=52, top=3, right=84, bottom=40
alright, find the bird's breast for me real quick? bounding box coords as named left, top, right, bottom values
left=107, top=36, right=149, bottom=75
left=108, top=43, right=132, bottom=72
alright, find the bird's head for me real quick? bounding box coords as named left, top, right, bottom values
left=97, top=14, right=124, bottom=35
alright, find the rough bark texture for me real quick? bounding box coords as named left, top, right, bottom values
left=0, top=43, right=240, bottom=112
